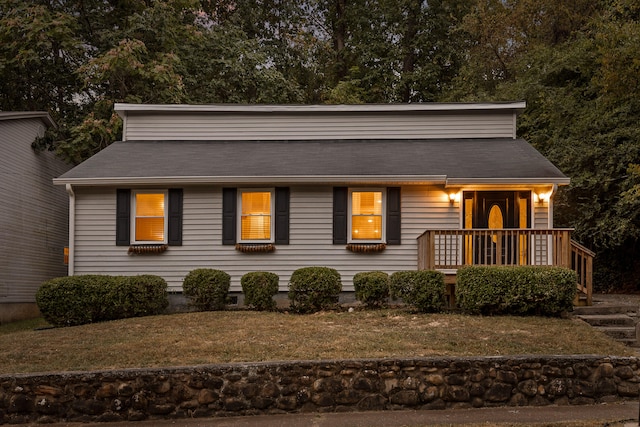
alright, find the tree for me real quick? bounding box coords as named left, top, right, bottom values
left=313, top=0, right=472, bottom=103
left=447, top=0, right=640, bottom=290
left=0, top=1, right=84, bottom=117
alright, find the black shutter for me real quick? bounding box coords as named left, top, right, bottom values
left=275, top=187, right=290, bottom=244
left=386, top=187, right=401, bottom=245
left=333, top=187, right=348, bottom=244
left=116, top=189, right=131, bottom=246
left=167, top=189, right=183, bottom=246
left=222, top=188, right=237, bottom=245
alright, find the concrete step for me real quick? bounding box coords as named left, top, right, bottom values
left=595, top=326, right=636, bottom=341
left=573, top=305, right=638, bottom=316
left=576, top=314, right=636, bottom=327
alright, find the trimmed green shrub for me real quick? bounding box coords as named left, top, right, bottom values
left=36, top=275, right=168, bottom=327
left=390, top=270, right=446, bottom=313
left=241, top=271, right=279, bottom=311
left=288, top=267, right=342, bottom=313
left=102, top=275, right=170, bottom=320
left=182, top=269, right=231, bottom=311
left=353, top=271, right=390, bottom=308
left=455, top=266, right=577, bottom=316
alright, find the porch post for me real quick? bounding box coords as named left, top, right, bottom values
left=417, top=231, right=435, bottom=270
left=495, top=231, right=503, bottom=266
left=561, top=230, right=571, bottom=268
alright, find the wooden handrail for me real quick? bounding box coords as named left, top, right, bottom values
left=417, top=229, right=593, bottom=305
left=570, top=240, right=594, bottom=306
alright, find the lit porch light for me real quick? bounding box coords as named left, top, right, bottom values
left=535, top=192, right=551, bottom=203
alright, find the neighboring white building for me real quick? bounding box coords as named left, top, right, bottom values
left=55, top=103, right=589, bottom=306
left=1, top=112, right=71, bottom=322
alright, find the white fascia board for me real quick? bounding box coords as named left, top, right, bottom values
left=445, top=177, right=570, bottom=186
left=114, top=102, right=527, bottom=116
left=0, top=111, right=56, bottom=128
left=53, top=175, right=449, bottom=186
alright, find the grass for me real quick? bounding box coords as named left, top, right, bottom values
left=0, top=309, right=634, bottom=375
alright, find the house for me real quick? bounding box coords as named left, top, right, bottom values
left=1, top=112, right=71, bottom=322
left=54, top=102, right=593, bottom=307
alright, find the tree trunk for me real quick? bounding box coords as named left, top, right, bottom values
left=332, top=0, right=348, bottom=81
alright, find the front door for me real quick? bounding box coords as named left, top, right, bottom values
left=463, top=191, right=530, bottom=265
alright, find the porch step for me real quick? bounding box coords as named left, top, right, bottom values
left=573, top=304, right=640, bottom=347
left=575, top=314, right=636, bottom=327
left=573, top=305, right=638, bottom=316
left=594, top=326, right=636, bottom=341
left=573, top=304, right=639, bottom=347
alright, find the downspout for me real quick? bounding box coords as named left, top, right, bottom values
left=547, top=184, right=559, bottom=266
left=65, top=184, right=75, bottom=276
left=548, top=184, right=558, bottom=229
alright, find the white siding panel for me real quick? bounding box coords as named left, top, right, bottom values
left=124, top=113, right=515, bottom=141
left=72, top=186, right=462, bottom=293
left=534, top=205, right=549, bottom=229
left=0, top=118, right=71, bottom=303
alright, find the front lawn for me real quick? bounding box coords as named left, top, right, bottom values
left=0, top=310, right=633, bottom=375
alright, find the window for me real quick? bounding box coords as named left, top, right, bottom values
left=238, top=189, right=274, bottom=243
left=116, top=189, right=182, bottom=247
left=349, top=189, right=385, bottom=242
left=222, top=187, right=289, bottom=246
left=333, top=187, right=400, bottom=246
left=132, top=191, right=167, bottom=243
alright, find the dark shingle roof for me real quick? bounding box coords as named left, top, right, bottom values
left=55, top=138, right=568, bottom=185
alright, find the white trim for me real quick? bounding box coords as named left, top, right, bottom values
left=0, top=111, right=56, bottom=128
left=446, top=177, right=570, bottom=186
left=348, top=188, right=386, bottom=244
left=548, top=184, right=558, bottom=228
left=54, top=175, right=450, bottom=186
left=131, top=190, right=169, bottom=244
left=65, top=184, right=75, bottom=276
left=122, top=112, right=128, bottom=141
left=237, top=188, right=275, bottom=244
left=54, top=175, right=569, bottom=187
left=114, top=102, right=527, bottom=117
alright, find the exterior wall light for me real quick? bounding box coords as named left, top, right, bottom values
left=535, top=192, right=551, bottom=203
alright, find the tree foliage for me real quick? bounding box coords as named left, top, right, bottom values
left=2, top=0, right=640, bottom=289
left=448, top=0, right=640, bottom=290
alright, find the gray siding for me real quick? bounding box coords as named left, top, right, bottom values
left=534, top=204, right=550, bottom=229
left=72, top=186, right=461, bottom=292
left=122, top=112, right=516, bottom=141
left=0, top=118, right=70, bottom=303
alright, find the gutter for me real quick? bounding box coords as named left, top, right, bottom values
left=65, top=184, right=75, bottom=276
left=114, top=101, right=527, bottom=115
left=53, top=175, right=571, bottom=187
left=53, top=175, right=451, bottom=186
left=445, top=178, right=570, bottom=187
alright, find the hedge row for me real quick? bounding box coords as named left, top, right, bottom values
left=182, top=267, right=446, bottom=313
left=456, top=265, right=577, bottom=316
left=352, top=270, right=447, bottom=312
left=36, top=275, right=168, bottom=327
left=36, top=266, right=577, bottom=327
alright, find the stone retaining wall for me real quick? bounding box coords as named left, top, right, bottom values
left=1, top=356, right=639, bottom=424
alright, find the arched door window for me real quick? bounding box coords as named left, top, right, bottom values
left=488, top=204, right=504, bottom=243
left=488, top=204, right=504, bottom=230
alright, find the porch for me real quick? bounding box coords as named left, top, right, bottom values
left=417, top=229, right=594, bottom=308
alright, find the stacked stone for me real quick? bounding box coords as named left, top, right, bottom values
left=0, top=356, right=638, bottom=424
